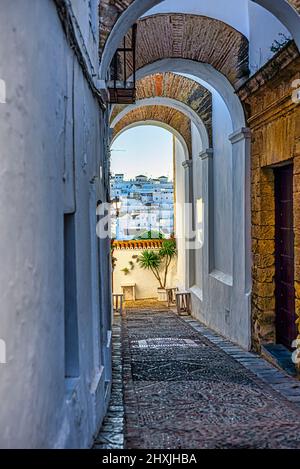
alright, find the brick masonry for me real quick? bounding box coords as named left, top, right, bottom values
left=112, top=104, right=192, bottom=154
left=130, top=14, right=249, bottom=89
left=110, top=72, right=213, bottom=145
left=238, top=41, right=300, bottom=354
left=99, top=2, right=300, bottom=57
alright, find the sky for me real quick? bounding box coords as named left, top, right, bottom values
left=110, top=126, right=174, bottom=180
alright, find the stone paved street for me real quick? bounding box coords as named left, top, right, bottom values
left=118, top=309, right=300, bottom=449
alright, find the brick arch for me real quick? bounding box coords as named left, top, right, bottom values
left=110, top=72, right=212, bottom=143
left=99, top=1, right=300, bottom=80
left=122, top=14, right=249, bottom=89
left=112, top=105, right=192, bottom=154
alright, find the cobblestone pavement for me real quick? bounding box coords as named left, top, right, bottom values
left=121, top=309, right=300, bottom=449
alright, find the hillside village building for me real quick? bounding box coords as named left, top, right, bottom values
left=110, top=174, right=174, bottom=239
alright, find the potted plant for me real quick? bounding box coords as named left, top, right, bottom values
left=137, top=239, right=177, bottom=301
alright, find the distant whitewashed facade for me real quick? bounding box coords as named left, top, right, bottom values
left=110, top=174, right=174, bottom=240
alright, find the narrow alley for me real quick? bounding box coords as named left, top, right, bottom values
left=95, top=308, right=300, bottom=449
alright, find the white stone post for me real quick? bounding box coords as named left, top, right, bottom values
left=229, top=127, right=252, bottom=349
left=182, top=159, right=195, bottom=289
left=199, top=149, right=214, bottom=286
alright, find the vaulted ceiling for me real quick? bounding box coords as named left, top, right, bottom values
left=99, top=0, right=300, bottom=57
left=112, top=105, right=192, bottom=154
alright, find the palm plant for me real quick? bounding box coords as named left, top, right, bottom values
left=137, top=250, right=164, bottom=288
left=137, top=239, right=177, bottom=289
left=159, top=239, right=177, bottom=288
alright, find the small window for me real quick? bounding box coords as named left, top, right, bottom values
left=64, top=214, right=80, bottom=379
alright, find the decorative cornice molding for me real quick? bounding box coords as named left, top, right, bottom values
left=229, top=127, right=251, bottom=144
left=199, top=148, right=214, bottom=160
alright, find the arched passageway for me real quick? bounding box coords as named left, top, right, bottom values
left=0, top=0, right=300, bottom=450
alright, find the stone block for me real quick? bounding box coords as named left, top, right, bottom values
left=253, top=281, right=275, bottom=298
left=253, top=266, right=274, bottom=283
left=252, top=225, right=275, bottom=240
left=253, top=253, right=275, bottom=269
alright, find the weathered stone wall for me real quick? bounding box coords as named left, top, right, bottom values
left=238, top=41, right=300, bottom=351
left=111, top=72, right=212, bottom=144
left=113, top=105, right=192, bottom=154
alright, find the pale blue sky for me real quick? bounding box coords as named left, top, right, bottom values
left=111, top=126, right=174, bottom=180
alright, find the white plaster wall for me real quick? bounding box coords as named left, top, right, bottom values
left=113, top=249, right=178, bottom=299
left=174, top=73, right=250, bottom=349
left=211, top=93, right=233, bottom=278
left=0, top=0, right=110, bottom=448
left=181, top=75, right=233, bottom=277
left=174, top=139, right=186, bottom=291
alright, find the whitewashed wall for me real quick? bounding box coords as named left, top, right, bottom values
left=0, top=0, right=111, bottom=448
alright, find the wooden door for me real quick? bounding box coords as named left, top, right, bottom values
left=275, top=164, right=297, bottom=349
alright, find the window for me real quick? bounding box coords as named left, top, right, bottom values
left=64, top=214, right=80, bottom=379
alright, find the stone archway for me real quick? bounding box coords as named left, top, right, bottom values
left=112, top=105, right=192, bottom=155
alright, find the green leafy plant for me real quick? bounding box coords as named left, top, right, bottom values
left=121, top=267, right=130, bottom=276
left=135, top=230, right=165, bottom=240
left=137, top=239, right=177, bottom=289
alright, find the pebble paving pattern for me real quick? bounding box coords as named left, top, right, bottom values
left=122, top=309, right=300, bottom=449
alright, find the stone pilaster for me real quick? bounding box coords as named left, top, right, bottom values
left=182, top=159, right=195, bottom=289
